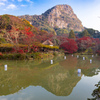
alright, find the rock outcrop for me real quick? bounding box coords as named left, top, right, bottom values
left=19, top=4, right=84, bottom=33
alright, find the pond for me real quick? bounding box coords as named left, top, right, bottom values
left=0, top=55, right=100, bottom=100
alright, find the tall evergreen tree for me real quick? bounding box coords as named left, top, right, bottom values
left=68, top=30, right=76, bottom=39
left=82, top=29, right=90, bottom=37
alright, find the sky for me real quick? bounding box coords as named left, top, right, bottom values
left=0, top=0, right=100, bottom=31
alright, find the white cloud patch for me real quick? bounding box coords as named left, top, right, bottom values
left=21, top=4, right=27, bottom=7
left=0, top=2, right=5, bottom=6
left=7, top=4, right=17, bottom=9
left=18, top=0, right=22, bottom=2
left=0, top=0, right=7, bottom=2
left=26, top=0, right=33, bottom=4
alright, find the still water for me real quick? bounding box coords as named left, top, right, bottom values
left=0, top=55, right=100, bottom=100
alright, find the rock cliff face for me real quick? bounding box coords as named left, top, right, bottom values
left=19, top=4, right=84, bottom=33
left=43, top=5, right=84, bottom=31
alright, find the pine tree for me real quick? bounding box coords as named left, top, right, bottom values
left=68, top=30, right=76, bottom=39
left=82, top=29, right=90, bottom=37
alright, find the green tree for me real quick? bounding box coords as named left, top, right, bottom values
left=82, top=29, right=90, bottom=37
left=0, top=15, right=10, bottom=29
left=87, top=28, right=95, bottom=36
left=56, top=28, right=68, bottom=35
left=68, top=30, right=76, bottom=39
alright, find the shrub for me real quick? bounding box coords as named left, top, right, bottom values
left=96, top=50, right=100, bottom=56
left=13, top=53, right=26, bottom=60
left=53, top=52, right=57, bottom=56
left=2, top=54, right=7, bottom=59
left=2, top=53, right=26, bottom=60
left=88, top=48, right=93, bottom=54
left=2, top=54, right=14, bottom=60
left=31, top=52, right=41, bottom=59
left=0, top=52, right=3, bottom=59
left=17, top=49, right=24, bottom=54
left=7, top=54, right=14, bottom=59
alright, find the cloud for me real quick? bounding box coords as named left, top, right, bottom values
left=26, top=0, right=33, bottom=4
left=0, top=0, right=7, bottom=2
left=18, top=0, right=22, bottom=2
left=21, top=4, right=27, bottom=7
left=7, top=4, right=17, bottom=9
left=0, top=2, right=5, bottom=6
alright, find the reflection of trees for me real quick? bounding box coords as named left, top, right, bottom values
left=59, top=55, right=77, bottom=70
left=0, top=59, right=81, bottom=96
left=39, top=56, right=80, bottom=96
left=81, top=68, right=100, bottom=77
left=76, top=56, right=100, bottom=76
left=88, top=81, right=100, bottom=100
left=0, top=55, right=100, bottom=97
left=0, top=69, right=37, bottom=96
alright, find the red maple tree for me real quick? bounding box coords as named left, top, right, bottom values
left=76, top=37, right=92, bottom=51
left=60, top=38, right=78, bottom=53
left=22, top=27, right=36, bottom=52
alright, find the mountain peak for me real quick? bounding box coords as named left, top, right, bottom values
left=19, top=4, right=84, bottom=33
left=42, top=4, right=72, bottom=18
left=42, top=4, right=84, bottom=31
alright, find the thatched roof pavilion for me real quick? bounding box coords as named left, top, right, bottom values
left=42, top=40, right=53, bottom=46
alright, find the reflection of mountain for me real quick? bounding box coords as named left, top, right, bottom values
left=0, top=59, right=80, bottom=96
left=59, top=56, right=77, bottom=69
left=0, top=55, right=100, bottom=96
left=45, top=68, right=80, bottom=96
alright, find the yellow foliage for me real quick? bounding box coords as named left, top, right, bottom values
left=23, top=19, right=33, bottom=27
left=38, top=44, right=59, bottom=49
left=0, top=43, right=14, bottom=47
left=0, top=43, right=59, bottom=50
left=0, top=43, right=28, bottom=47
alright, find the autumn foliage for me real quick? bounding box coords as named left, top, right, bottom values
left=1, top=17, right=100, bottom=55
left=60, top=38, right=78, bottom=53
left=76, top=37, right=92, bottom=51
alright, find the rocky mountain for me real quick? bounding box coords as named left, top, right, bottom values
left=19, top=4, right=84, bottom=34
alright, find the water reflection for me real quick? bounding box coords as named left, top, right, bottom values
left=78, top=73, right=81, bottom=77
left=88, top=81, right=100, bottom=100
left=0, top=55, right=100, bottom=99
left=0, top=60, right=80, bottom=96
